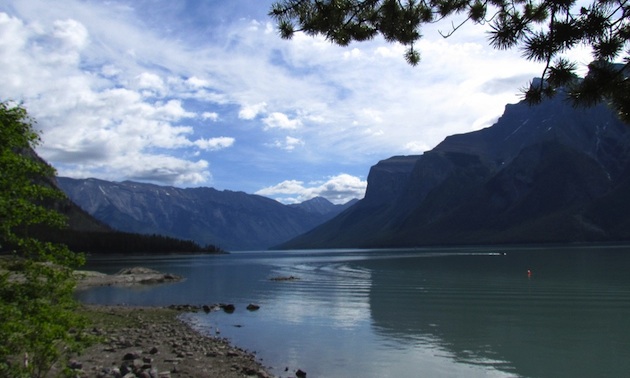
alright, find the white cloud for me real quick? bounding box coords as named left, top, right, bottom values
left=135, top=72, right=166, bottom=96
left=52, top=18, right=88, bottom=49
left=404, top=141, right=430, bottom=154
left=263, top=112, right=302, bottom=130
left=284, top=136, right=304, bottom=150
left=194, top=137, right=235, bottom=151
left=56, top=153, right=210, bottom=186
left=0, top=9, right=216, bottom=186
left=270, top=136, right=304, bottom=151
left=343, top=47, right=362, bottom=60
left=256, top=174, right=367, bottom=204
left=201, top=111, right=219, bottom=121
left=115, top=154, right=210, bottom=185
left=365, top=128, right=385, bottom=137
left=185, top=76, right=211, bottom=89
left=238, top=102, right=267, bottom=120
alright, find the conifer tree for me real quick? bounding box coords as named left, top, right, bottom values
left=269, top=0, right=629, bottom=122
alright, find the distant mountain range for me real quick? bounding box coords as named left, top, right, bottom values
left=277, top=86, right=630, bottom=249
left=56, top=177, right=355, bottom=250
left=56, top=79, right=630, bottom=251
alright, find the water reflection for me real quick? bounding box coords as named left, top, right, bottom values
left=366, top=247, right=630, bottom=378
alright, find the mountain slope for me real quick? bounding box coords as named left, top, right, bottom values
left=12, top=149, right=219, bottom=255
left=277, top=90, right=630, bottom=249
left=289, top=196, right=358, bottom=220
left=56, top=178, right=350, bottom=250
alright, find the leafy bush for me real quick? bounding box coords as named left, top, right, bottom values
left=0, top=101, right=91, bottom=377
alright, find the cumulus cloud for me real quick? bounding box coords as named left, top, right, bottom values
left=117, top=154, right=210, bottom=185
left=194, top=137, right=235, bottom=151
left=256, top=174, right=367, bottom=204
left=0, top=8, right=222, bottom=186
left=135, top=72, right=166, bottom=96
left=238, top=102, right=267, bottom=120
left=263, top=112, right=302, bottom=130
left=404, top=141, right=430, bottom=154
left=52, top=18, right=88, bottom=49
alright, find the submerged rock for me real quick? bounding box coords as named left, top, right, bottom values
left=246, top=304, right=260, bottom=311
left=220, top=304, right=236, bottom=313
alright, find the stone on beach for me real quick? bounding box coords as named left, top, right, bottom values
left=63, top=305, right=270, bottom=378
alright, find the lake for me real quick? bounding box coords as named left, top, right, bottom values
left=76, top=245, right=630, bottom=378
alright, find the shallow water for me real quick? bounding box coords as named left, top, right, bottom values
left=77, top=245, right=630, bottom=378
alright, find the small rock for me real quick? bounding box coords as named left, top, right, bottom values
left=296, top=368, right=307, bottom=377
left=220, top=304, right=236, bottom=313
left=68, top=360, right=83, bottom=370
left=246, top=304, right=260, bottom=311
left=123, top=352, right=140, bottom=361
left=120, top=362, right=132, bottom=376
left=241, top=367, right=258, bottom=375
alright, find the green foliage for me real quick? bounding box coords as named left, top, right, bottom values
left=269, top=0, right=629, bottom=122
left=0, top=101, right=90, bottom=377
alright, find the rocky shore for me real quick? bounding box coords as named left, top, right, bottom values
left=68, top=268, right=277, bottom=377
left=74, top=267, right=184, bottom=289
left=67, top=305, right=272, bottom=378
left=65, top=267, right=317, bottom=377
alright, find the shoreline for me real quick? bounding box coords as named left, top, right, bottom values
left=68, top=304, right=272, bottom=378
left=74, top=267, right=185, bottom=290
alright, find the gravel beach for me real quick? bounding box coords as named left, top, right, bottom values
left=67, top=304, right=272, bottom=378
left=65, top=268, right=276, bottom=377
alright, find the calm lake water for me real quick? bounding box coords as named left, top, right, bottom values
left=76, top=245, right=630, bottom=378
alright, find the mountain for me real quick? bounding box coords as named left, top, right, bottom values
left=56, top=178, right=353, bottom=251
left=277, top=88, right=630, bottom=249
left=20, top=148, right=112, bottom=234
left=289, top=196, right=359, bottom=220
left=5, top=149, right=220, bottom=255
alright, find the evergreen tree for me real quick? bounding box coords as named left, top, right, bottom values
left=269, top=0, right=629, bottom=122
left=0, top=101, right=90, bottom=377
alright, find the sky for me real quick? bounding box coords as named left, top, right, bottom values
left=0, top=0, right=592, bottom=204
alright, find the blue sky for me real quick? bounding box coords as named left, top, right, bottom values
left=0, top=1, right=591, bottom=204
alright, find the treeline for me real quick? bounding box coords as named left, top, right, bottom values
left=33, top=228, right=226, bottom=254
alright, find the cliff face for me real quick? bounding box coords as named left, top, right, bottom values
left=277, top=91, right=630, bottom=249
left=57, top=178, right=350, bottom=251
